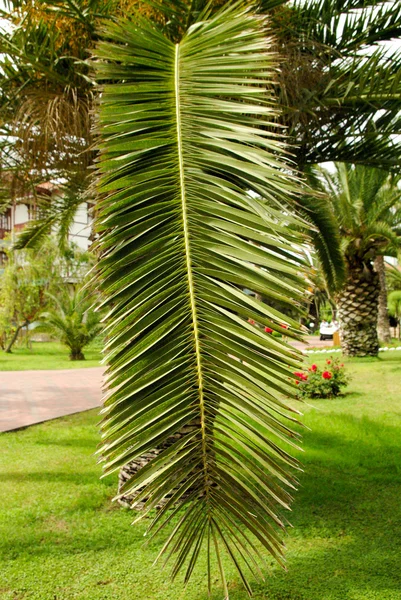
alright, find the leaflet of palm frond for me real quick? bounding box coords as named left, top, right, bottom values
left=298, top=184, right=345, bottom=293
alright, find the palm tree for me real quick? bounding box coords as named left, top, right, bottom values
left=2, top=0, right=401, bottom=254
left=318, top=164, right=401, bottom=357
left=39, top=288, right=101, bottom=360
left=0, top=0, right=97, bottom=179
left=94, top=4, right=307, bottom=594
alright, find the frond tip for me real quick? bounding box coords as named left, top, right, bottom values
left=94, top=4, right=307, bottom=596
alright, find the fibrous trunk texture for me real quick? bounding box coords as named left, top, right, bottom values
left=337, top=264, right=379, bottom=357
left=374, top=255, right=391, bottom=343
left=118, top=421, right=201, bottom=508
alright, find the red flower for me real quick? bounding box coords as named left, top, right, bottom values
left=295, top=380, right=300, bottom=385
left=301, top=374, right=308, bottom=381
left=311, top=364, right=317, bottom=372
left=281, top=323, right=289, bottom=330
left=322, top=371, right=332, bottom=380
left=294, top=371, right=303, bottom=378
left=265, top=326, right=273, bottom=334
left=326, top=360, right=331, bottom=365
left=340, top=363, right=344, bottom=367
left=248, top=319, right=255, bottom=325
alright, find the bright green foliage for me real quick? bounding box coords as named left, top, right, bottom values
left=0, top=239, right=59, bottom=352
left=387, top=290, right=401, bottom=332
left=386, top=263, right=401, bottom=291
left=0, top=239, right=94, bottom=352
left=39, top=288, right=101, bottom=360
left=0, top=257, right=46, bottom=351
left=94, top=4, right=307, bottom=594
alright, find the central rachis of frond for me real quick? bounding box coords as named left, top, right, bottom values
left=174, top=41, right=211, bottom=499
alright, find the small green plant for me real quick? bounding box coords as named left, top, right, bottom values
left=38, top=288, right=101, bottom=361
left=294, top=357, right=349, bottom=399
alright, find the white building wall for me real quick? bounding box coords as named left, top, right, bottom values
left=12, top=197, right=92, bottom=251
left=68, top=202, right=92, bottom=250
left=14, top=204, right=29, bottom=225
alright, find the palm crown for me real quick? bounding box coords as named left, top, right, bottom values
left=319, top=163, right=401, bottom=266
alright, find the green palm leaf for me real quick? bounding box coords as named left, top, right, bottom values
left=94, top=4, right=306, bottom=595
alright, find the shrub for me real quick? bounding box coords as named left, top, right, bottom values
left=294, top=357, right=349, bottom=398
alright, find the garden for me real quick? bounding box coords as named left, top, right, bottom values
left=1, top=353, right=400, bottom=599
left=1, top=0, right=401, bottom=599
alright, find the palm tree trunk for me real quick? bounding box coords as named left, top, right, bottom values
left=337, top=264, right=379, bottom=357
left=374, top=255, right=391, bottom=343
left=118, top=420, right=201, bottom=508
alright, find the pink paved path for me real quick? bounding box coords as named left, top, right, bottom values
left=0, top=367, right=104, bottom=433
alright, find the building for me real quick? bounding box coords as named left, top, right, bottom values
left=0, top=182, right=93, bottom=269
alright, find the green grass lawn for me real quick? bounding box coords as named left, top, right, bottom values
left=0, top=341, right=102, bottom=371
left=0, top=353, right=400, bottom=599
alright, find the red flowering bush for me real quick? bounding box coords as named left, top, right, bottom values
left=294, top=357, right=349, bottom=399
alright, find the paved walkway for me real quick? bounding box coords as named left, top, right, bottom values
left=290, top=335, right=335, bottom=351
left=0, top=367, right=104, bottom=433
left=0, top=337, right=336, bottom=433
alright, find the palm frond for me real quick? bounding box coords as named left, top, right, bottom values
left=273, top=0, right=401, bottom=170
left=13, top=213, right=57, bottom=250
left=387, top=263, right=401, bottom=291
left=294, top=0, right=401, bottom=52
left=94, top=4, right=307, bottom=595
left=364, top=221, right=401, bottom=254
left=299, top=171, right=345, bottom=292
left=13, top=178, right=89, bottom=251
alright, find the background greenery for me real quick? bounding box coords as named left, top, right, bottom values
left=1, top=352, right=400, bottom=599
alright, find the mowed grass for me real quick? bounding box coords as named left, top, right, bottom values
left=0, top=341, right=102, bottom=371
left=0, top=353, right=400, bottom=599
